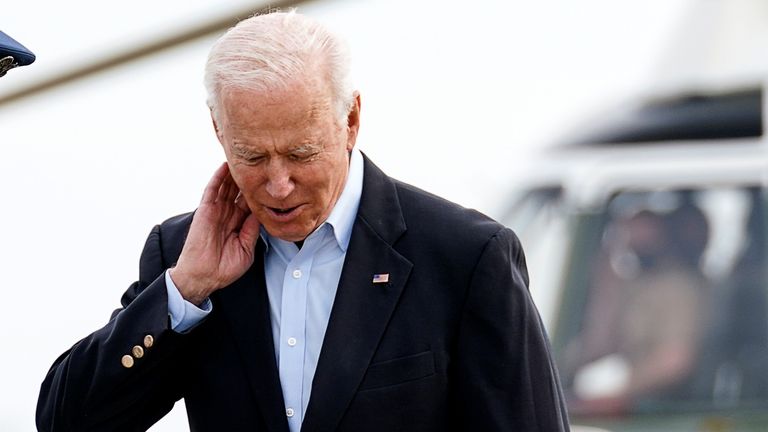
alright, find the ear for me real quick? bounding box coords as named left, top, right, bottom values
left=210, top=108, right=224, bottom=144
left=345, top=91, right=361, bottom=152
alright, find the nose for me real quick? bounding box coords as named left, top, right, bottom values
left=265, top=160, right=295, bottom=200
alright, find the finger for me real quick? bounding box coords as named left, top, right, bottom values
left=216, top=169, right=235, bottom=203
left=238, top=212, right=261, bottom=252
left=222, top=170, right=240, bottom=202
left=231, top=191, right=252, bottom=227
left=234, top=191, right=250, bottom=212
left=201, top=162, right=230, bottom=204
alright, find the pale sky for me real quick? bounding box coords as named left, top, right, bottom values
left=1, top=0, right=691, bottom=430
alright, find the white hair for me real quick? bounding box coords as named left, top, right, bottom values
left=204, top=10, right=354, bottom=124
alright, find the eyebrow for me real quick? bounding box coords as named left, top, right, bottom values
left=231, top=145, right=263, bottom=159
left=230, top=142, right=322, bottom=158
left=290, top=143, right=322, bottom=155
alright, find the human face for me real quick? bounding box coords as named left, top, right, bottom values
left=213, top=80, right=360, bottom=242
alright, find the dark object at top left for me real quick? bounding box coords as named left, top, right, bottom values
left=0, top=30, right=36, bottom=77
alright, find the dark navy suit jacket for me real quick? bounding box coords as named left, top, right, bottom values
left=37, top=156, right=569, bottom=431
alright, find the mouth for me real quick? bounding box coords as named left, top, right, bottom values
left=271, top=206, right=297, bottom=215
left=264, top=204, right=303, bottom=221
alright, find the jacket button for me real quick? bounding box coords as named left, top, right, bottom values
left=121, top=355, right=134, bottom=368
left=143, top=335, right=154, bottom=348
left=132, top=345, right=145, bottom=358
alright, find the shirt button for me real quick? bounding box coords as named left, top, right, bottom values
left=292, top=269, right=302, bottom=279
left=287, top=337, right=297, bottom=347
left=286, top=407, right=295, bottom=418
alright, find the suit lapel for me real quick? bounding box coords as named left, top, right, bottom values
left=301, top=156, right=413, bottom=432
left=216, top=241, right=290, bottom=432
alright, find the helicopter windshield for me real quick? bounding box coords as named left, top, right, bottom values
left=508, top=185, right=768, bottom=417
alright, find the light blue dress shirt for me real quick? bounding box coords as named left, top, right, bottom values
left=165, top=149, right=364, bottom=432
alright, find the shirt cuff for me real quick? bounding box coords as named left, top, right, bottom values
left=165, top=270, right=212, bottom=333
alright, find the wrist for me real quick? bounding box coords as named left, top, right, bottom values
left=169, top=267, right=210, bottom=306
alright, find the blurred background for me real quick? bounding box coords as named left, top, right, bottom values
left=3, top=0, right=766, bottom=430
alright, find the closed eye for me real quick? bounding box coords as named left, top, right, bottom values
left=289, top=152, right=316, bottom=162
left=288, top=146, right=321, bottom=162
left=244, top=155, right=266, bottom=163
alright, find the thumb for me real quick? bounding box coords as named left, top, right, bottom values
left=239, top=213, right=261, bottom=252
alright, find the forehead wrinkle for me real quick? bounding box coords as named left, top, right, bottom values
left=223, top=83, right=335, bottom=155
left=306, top=97, right=332, bottom=122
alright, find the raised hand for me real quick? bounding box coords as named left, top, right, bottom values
left=169, top=162, right=260, bottom=305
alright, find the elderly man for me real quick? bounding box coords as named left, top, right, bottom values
left=37, top=11, right=568, bottom=432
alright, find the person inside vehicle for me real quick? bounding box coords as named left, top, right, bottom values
left=567, top=201, right=710, bottom=415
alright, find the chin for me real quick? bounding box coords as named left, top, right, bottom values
left=265, top=226, right=309, bottom=242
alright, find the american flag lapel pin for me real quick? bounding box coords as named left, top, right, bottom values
left=372, top=273, right=390, bottom=284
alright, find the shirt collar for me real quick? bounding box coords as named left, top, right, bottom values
left=324, top=148, right=364, bottom=251
left=260, top=148, right=364, bottom=253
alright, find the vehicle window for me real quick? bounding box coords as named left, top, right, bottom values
left=557, top=186, right=768, bottom=417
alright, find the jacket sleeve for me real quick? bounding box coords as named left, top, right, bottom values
left=452, top=227, right=570, bottom=431
left=37, top=224, right=191, bottom=432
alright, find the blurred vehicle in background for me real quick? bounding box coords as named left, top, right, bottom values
left=501, top=2, right=768, bottom=429
left=502, top=85, right=768, bottom=431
